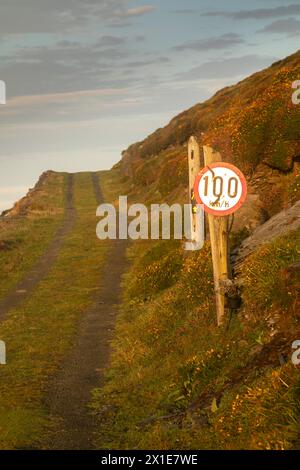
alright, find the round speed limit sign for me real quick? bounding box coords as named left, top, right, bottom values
left=193, top=162, right=247, bottom=216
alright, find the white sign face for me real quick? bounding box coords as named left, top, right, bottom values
left=194, top=162, right=247, bottom=216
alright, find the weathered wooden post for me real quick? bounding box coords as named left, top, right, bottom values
left=187, top=136, right=202, bottom=249
left=203, top=146, right=230, bottom=326
left=193, top=146, right=247, bottom=326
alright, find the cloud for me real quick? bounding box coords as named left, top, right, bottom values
left=0, top=26, right=169, bottom=99
left=0, top=86, right=135, bottom=128
left=56, top=40, right=81, bottom=48
left=0, top=1, right=154, bottom=34
left=0, top=0, right=120, bottom=33
left=135, top=34, right=146, bottom=41
left=123, top=5, right=156, bottom=17
left=56, top=35, right=126, bottom=49
left=205, top=4, right=300, bottom=20
left=7, top=88, right=129, bottom=108
left=96, top=35, right=127, bottom=46
left=125, top=57, right=170, bottom=68
left=0, top=57, right=129, bottom=98
left=0, top=35, right=133, bottom=97
left=173, top=33, right=244, bottom=52
left=106, top=4, right=155, bottom=27
left=176, top=55, right=277, bottom=80
left=171, top=9, right=198, bottom=14
left=258, top=18, right=300, bottom=36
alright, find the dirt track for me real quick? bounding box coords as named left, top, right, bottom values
left=44, top=173, right=128, bottom=449
left=0, top=174, right=76, bottom=322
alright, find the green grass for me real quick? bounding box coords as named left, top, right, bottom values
left=0, top=172, right=111, bottom=449
left=0, top=172, right=65, bottom=301
left=90, top=51, right=300, bottom=450
left=91, top=225, right=300, bottom=450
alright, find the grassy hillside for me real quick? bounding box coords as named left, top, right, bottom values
left=120, top=50, right=300, bottom=219
left=0, top=50, right=299, bottom=450
left=0, top=172, right=110, bottom=449
left=91, top=51, right=300, bottom=450
left=92, top=168, right=300, bottom=450
left=0, top=172, right=65, bottom=301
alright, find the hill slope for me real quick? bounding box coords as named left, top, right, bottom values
left=0, top=171, right=128, bottom=449
left=91, top=51, right=300, bottom=450
left=0, top=50, right=299, bottom=451
left=120, top=50, right=300, bottom=221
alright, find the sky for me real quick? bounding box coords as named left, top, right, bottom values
left=0, top=0, right=300, bottom=211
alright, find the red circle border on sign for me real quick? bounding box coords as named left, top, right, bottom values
left=193, top=162, right=247, bottom=216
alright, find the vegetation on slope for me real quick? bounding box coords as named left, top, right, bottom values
left=0, top=172, right=64, bottom=301
left=0, top=173, right=109, bottom=449
left=92, top=51, right=300, bottom=450
left=92, top=201, right=300, bottom=449
left=1, top=49, right=299, bottom=451
left=120, top=50, right=300, bottom=218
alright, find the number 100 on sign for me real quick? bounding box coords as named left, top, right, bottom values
left=194, top=162, right=247, bottom=216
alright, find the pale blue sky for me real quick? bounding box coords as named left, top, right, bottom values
left=0, top=0, right=300, bottom=210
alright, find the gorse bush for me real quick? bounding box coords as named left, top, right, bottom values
left=127, top=241, right=183, bottom=299
left=93, top=228, right=300, bottom=450
left=242, top=230, right=300, bottom=316
left=92, top=51, right=300, bottom=450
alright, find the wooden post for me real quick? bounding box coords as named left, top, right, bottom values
left=188, top=136, right=202, bottom=247
left=203, top=146, right=230, bottom=326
